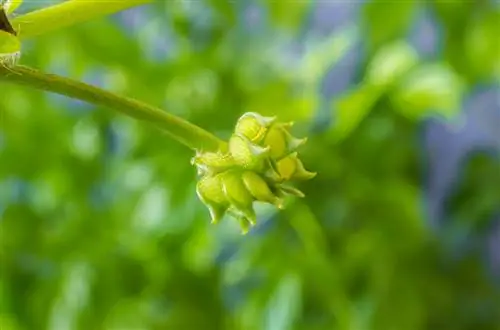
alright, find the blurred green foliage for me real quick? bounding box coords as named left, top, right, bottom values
left=1, top=1, right=499, bottom=330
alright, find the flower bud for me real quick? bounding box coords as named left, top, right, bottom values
left=242, top=171, right=284, bottom=209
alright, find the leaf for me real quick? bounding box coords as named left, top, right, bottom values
left=4, top=0, right=22, bottom=14
left=263, top=274, right=302, bottom=330
left=365, top=41, right=419, bottom=88
left=329, top=83, right=381, bottom=141
left=465, top=11, right=500, bottom=80
left=298, top=25, right=358, bottom=89
left=391, top=63, right=465, bottom=120
left=363, top=0, right=417, bottom=50
left=265, top=0, right=312, bottom=31
left=0, top=30, right=20, bottom=55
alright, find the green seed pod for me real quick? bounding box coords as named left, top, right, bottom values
left=191, top=151, right=236, bottom=174
left=275, top=153, right=298, bottom=180
left=221, top=171, right=256, bottom=225
left=235, top=112, right=276, bottom=143
left=241, top=171, right=284, bottom=209
left=196, top=174, right=228, bottom=223
left=264, top=160, right=283, bottom=183
left=263, top=125, right=288, bottom=159
left=275, top=152, right=316, bottom=181
left=229, top=134, right=269, bottom=170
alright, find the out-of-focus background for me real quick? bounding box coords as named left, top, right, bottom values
left=1, top=0, right=500, bottom=329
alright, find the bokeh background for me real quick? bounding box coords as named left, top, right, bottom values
left=1, top=0, right=500, bottom=329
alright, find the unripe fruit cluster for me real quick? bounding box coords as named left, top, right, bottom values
left=192, top=112, right=316, bottom=234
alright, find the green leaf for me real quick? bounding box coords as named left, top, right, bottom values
left=329, top=83, right=382, bottom=141
left=4, top=0, right=22, bottom=14
left=263, top=274, right=301, bottom=330
left=465, top=11, right=500, bottom=80
left=391, top=63, right=465, bottom=120
left=298, top=26, right=358, bottom=89
left=0, top=30, right=20, bottom=55
left=365, top=41, right=419, bottom=88
left=363, top=0, right=417, bottom=50
left=265, top=0, right=312, bottom=31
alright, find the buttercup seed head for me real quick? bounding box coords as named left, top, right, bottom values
left=193, top=112, right=315, bottom=233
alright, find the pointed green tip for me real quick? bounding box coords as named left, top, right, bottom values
left=249, top=143, right=270, bottom=157
left=208, top=206, right=225, bottom=224
left=278, top=185, right=306, bottom=198
left=289, top=137, right=308, bottom=151
left=239, top=112, right=277, bottom=127
left=274, top=198, right=286, bottom=209
left=295, top=171, right=317, bottom=180
left=237, top=216, right=252, bottom=234
left=292, top=157, right=316, bottom=181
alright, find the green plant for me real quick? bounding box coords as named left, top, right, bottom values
left=0, top=0, right=314, bottom=233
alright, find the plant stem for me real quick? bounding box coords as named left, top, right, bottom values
left=0, top=65, right=225, bottom=151
left=12, top=0, right=153, bottom=40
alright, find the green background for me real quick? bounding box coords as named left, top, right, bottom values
left=1, top=1, right=499, bottom=329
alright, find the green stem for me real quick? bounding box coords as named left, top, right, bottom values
left=12, top=0, right=153, bottom=40
left=0, top=65, right=225, bottom=151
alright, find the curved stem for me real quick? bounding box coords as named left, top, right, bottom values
left=0, top=65, right=225, bottom=151
left=12, top=0, right=153, bottom=40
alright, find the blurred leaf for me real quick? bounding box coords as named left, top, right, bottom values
left=391, top=63, right=464, bottom=120
left=365, top=41, right=419, bottom=88
left=264, top=0, right=312, bottom=31
left=298, top=26, right=358, bottom=90
left=263, top=273, right=301, bottom=330
left=329, top=83, right=381, bottom=141
left=363, top=0, right=416, bottom=50
left=0, top=314, right=21, bottom=330
left=465, top=10, right=500, bottom=80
